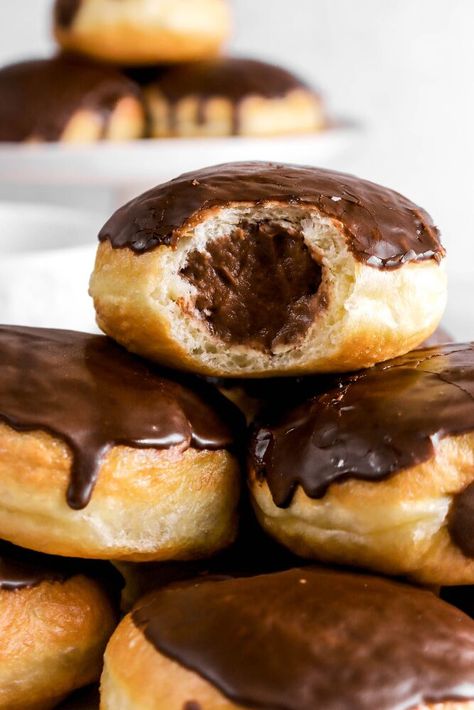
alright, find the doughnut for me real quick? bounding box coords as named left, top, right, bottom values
left=53, top=0, right=231, bottom=65
left=249, top=342, right=474, bottom=585
left=0, top=56, right=144, bottom=143
left=90, top=162, right=447, bottom=378
left=116, top=508, right=298, bottom=609
left=0, top=539, right=118, bottom=709
left=137, top=58, right=324, bottom=137
left=0, top=325, right=243, bottom=560
left=101, top=566, right=474, bottom=709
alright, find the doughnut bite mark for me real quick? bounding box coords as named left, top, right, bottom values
left=0, top=326, right=242, bottom=560
left=140, top=58, right=325, bottom=137
left=0, top=540, right=117, bottom=710
left=249, top=342, right=474, bottom=585
left=53, top=0, right=232, bottom=65
left=101, top=567, right=474, bottom=710
left=91, top=162, right=446, bottom=378
left=0, top=56, right=144, bottom=143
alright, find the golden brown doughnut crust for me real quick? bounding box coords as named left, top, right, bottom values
left=250, top=433, right=474, bottom=585
left=53, top=0, right=232, bottom=65
left=0, top=57, right=145, bottom=143
left=0, top=575, right=116, bottom=709
left=0, top=421, right=240, bottom=561
left=91, top=163, right=446, bottom=378
left=141, top=58, right=325, bottom=137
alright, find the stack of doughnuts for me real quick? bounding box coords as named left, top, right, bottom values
left=0, top=1, right=325, bottom=143
left=6, top=161, right=474, bottom=709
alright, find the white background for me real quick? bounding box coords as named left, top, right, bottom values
left=0, top=0, right=472, bottom=278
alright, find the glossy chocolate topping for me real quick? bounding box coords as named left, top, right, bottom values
left=250, top=343, right=474, bottom=508
left=147, top=58, right=314, bottom=135
left=98, top=162, right=444, bottom=268
left=449, top=482, right=474, bottom=558
left=0, top=539, right=122, bottom=595
left=54, top=0, right=82, bottom=28
left=0, top=326, right=242, bottom=509
left=181, top=222, right=323, bottom=351
left=132, top=567, right=474, bottom=710
left=0, top=56, right=139, bottom=142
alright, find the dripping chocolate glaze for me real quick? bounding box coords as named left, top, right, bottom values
left=132, top=567, right=474, bottom=710
left=98, top=162, right=444, bottom=269
left=449, top=482, right=474, bottom=558
left=0, top=56, right=140, bottom=142
left=250, top=343, right=474, bottom=510
left=54, top=0, right=82, bottom=28
left=0, top=326, right=243, bottom=510
left=145, top=58, right=315, bottom=135
left=0, top=539, right=123, bottom=597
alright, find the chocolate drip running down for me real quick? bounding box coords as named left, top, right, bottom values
left=98, top=162, right=444, bottom=269
left=0, top=56, right=140, bottom=142
left=147, top=58, right=315, bottom=135
left=54, top=0, right=82, bottom=28
left=132, top=567, right=474, bottom=710
left=449, top=482, right=474, bottom=558
left=250, top=343, right=474, bottom=511
left=0, top=326, right=242, bottom=509
left=181, top=222, right=323, bottom=351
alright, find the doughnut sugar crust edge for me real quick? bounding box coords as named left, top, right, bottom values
left=0, top=326, right=242, bottom=560
left=249, top=343, right=474, bottom=584
left=53, top=0, right=232, bottom=65
left=100, top=568, right=474, bottom=710
left=91, top=162, right=447, bottom=377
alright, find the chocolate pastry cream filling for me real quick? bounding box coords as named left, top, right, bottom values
left=180, top=221, right=323, bottom=352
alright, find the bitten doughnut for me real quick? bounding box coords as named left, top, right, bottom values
left=53, top=0, right=231, bottom=65
left=0, top=326, right=242, bottom=560
left=138, top=58, right=324, bottom=137
left=0, top=540, right=117, bottom=709
left=90, top=162, right=446, bottom=378
left=101, top=567, right=474, bottom=709
left=249, top=342, right=474, bottom=585
left=0, top=56, right=144, bottom=143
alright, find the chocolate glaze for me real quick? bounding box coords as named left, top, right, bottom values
left=449, top=482, right=474, bottom=558
left=132, top=566, right=474, bottom=710
left=0, top=56, right=140, bottom=142
left=54, top=0, right=82, bottom=29
left=250, top=343, right=474, bottom=509
left=0, top=539, right=122, bottom=599
left=98, top=162, right=444, bottom=269
left=146, top=58, right=314, bottom=135
left=181, top=222, right=323, bottom=351
left=0, top=326, right=243, bottom=509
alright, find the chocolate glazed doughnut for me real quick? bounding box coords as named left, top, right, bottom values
left=53, top=0, right=232, bottom=65
left=249, top=342, right=474, bottom=585
left=139, top=58, right=325, bottom=137
left=0, top=56, right=145, bottom=143
left=90, top=162, right=446, bottom=378
left=0, top=540, right=118, bottom=710
left=0, top=326, right=243, bottom=560
left=101, top=567, right=474, bottom=710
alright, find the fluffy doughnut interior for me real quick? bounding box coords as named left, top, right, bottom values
left=144, top=203, right=446, bottom=375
